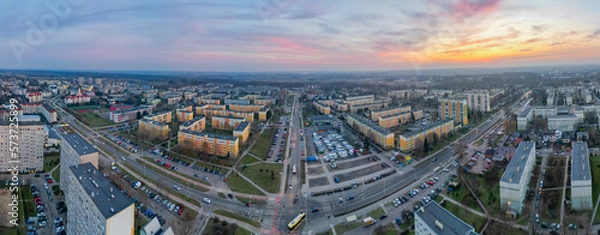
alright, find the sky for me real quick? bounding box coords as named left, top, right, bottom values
left=1, top=0, right=600, bottom=72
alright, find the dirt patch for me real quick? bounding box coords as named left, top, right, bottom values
left=0, top=189, right=16, bottom=228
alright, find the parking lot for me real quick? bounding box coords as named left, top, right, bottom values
left=266, top=117, right=289, bottom=162
left=308, top=177, right=330, bottom=187
left=26, top=175, right=66, bottom=235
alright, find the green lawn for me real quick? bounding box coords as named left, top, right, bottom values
left=21, top=187, right=36, bottom=219
left=69, top=105, right=107, bottom=111
left=443, top=202, right=487, bottom=232
left=52, top=166, right=61, bottom=183
left=218, top=192, right=226, bottom=199
left=333, top=220, right=363, bottom=234
left=43, top=153, right=60, bottom=172
left=365, top=207, right=385, bottom=220
left=591, top=155, right=600, bottom=223
left=249, top=128, right=275, bottom=158
left=204, top=217, right=254, bottom=235
left=238, top=163, right=283, bottom=193
left=78, top=112, right=114, bottom=127
left=239, top=155, right=261, bottom=165
left=213, top=209, right=261, bottom=228
left=375, top=222, right=399, bottom=235
left=226, top=172, right=266, bottom=196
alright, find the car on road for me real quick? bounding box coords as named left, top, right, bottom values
left=203, top=198, right=211, bottom=204
left=535, top=213, right=539, bottom=223
left=311, top=207, right=319, bottom=212
left=379, top=214, right=388, bottom=220
left=227, top=193, right=234, bottom=199
left=173, top=185, right=181, bottom=191
left=347, top=195, right=354, bottom=200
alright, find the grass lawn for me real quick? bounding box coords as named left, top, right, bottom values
left=226, top=172, right=266, bottom=196
left=120, top=163, right=202, bottom=208
left=333, top=220, right=363, bottom=234
left=365, top=207, right=385, bottom=220
left=138, top=158, right=211, bottom=188
left=218, top=192, right=226, bottom=199
left=43, top=153, right=60, bottom=172
left=399, top=217, right=414, bottom=230
left=213, top=209, right=261, bottom=228
left=473, top=139, right=484, bottom=147
left=249, top=128, right=275, bottom=158
left=591, top=155, right=600, bottom=223
left=238, top=163, right=283, bottom=194
left=78, top=112, right=114, bottom=127
left=239, top=155, right=261, bottom=165
left=204, top=217, right=254, bottom=235
left=21, top=187, right=36, bottom=219
left=52, top=166, right=61, bottom=182
left=443, top=201, right=487, bottom=232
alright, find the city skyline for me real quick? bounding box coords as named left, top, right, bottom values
left=1, top=0, right=600, bottom=72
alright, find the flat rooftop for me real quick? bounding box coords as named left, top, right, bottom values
left=181, top=116, right=205, bottom=127
left=180, top=129, right=238, bottom=141
left=63, top=133, right=98, bottom=156
left=571, top=141, right=591, bottom=182
left=234, top=121, right=251, bottom=131
left=70, top=163, right=132, bottom=219
left=347, top=113, right=391, bottom=135
left=416, top=201, right=478, bottom=235
left=403, top=119, right=453, bottom=136
left=518, top=107, right=532, bottom=118
left=500, top=141, right=535, bottom=184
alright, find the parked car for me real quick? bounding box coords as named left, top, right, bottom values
left=203, top=198, right=211, bottom=204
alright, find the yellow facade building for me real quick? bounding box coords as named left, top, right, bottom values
left=371, top=106, right=412, bottom=121
left=233, top=121, right=251, bottom=144
left=179, top=116, right=206, bottom=132
left=314, top=102, right=331, bottom=115
left=178, top=130, right=239, bottom=157
left=212, top=116, right=246, bottom=130
left=138, top=119, right=169, bottom=141
left=347, top=113, right=394, bottom=149
left=397, top=119, right=454, bottom=152
left=438, top=98, right=468, bottom=126
left=144, top=110, right=172, bottom=123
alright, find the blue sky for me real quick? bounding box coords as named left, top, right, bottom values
left=1, top=0, right=600, bottom=71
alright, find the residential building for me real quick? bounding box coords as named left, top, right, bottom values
left=547, top=90, right=555, bottom=106
left=378, top=112, right=412, bottom=128
left=259, top=106, right=269, bottom=121
left=26, top=91, right=43, bottom=103
left=179, top=116, right=206, bottom=132
left=0, top=121, right=47, bottom=173
left=64, top=163, right=134, bottom=235
left=414, top=201, right=478, bottom=235
left=314, top=102, right=331, bottom=115
left=581, top=89, right=592, bottom=103
left=397, top=119, right=454, bottom=152
left=500, top=141, right=536, bottom=214
left=109, top=106, right=153, bottom=123
left=177, top=130, right=239, bottom=157
left=571, top=142, right=593, bottom=210
left=228, top=104, right=264, bottom=113
left=41, top=103, right=58, bottom=123
left=195, top=98, right=221, bottom=105
left=438, top=98, right=468, bottom=126
left=224, top=99, right=250, bottom=105
left=466, top=90, right=491, bottom=112
left=370, top=106, right=412, bottom=121
left=165, top=95, right=182, bottom=105
left=212, top=116, right=246, bottom=130
left=517, top=108, right=533, bottom=131
left=233, top=121, right=251, bottom=144
left=144, top=110, right=172, bottom=123
left=412, top=110, right=424, bottom=120
left=176, top=106, right=194, bottom=122
left=64, top=95, right=91, bottom=105
left=138, top=119, right=169, bottom=141
left=547, top=115, right=578, bottom=132
left=140, top=217, right=174, bottom=235
left=60, top=133, right=99, bottom=171
left=566, top=92, right=573, bottom=105
left=346, top=113, right=394, bottom=149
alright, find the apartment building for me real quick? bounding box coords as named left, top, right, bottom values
left=438, top=98, right=468, bottom=126
left=144, top=110, right=172, bottom=123
left=233, top=121, right=251, bottom=144
left=64, top=163, right=134, bottom=235
left=547, top=115, right=578, bottom=132
left=571, top=142, right=593, bottom=210
left=314, top=102, right=331, bottom=115
left=378, top=112, right=412, bottom=128
left=26, top=91, right=43, bottom=103
left=566, top=92, right=573, bottom=105
left=177, top=130, right=239, bottom=157
left=346, top=113, right=394, bottom=149
left=109, top=106, right=153, bottom=123
left=415, top=202, right=478, bottom=235
left=581, top=89, right=592, bottom=103
left=466, top=90, right=491, bottom=112
left=500, top=141, right=536, bottom=214
left=259, top=106, right=269, bottom=121
left=41, top=103, right=58, bottom=123
left=228, top=104, right=265, bottom=113
left=60, top=133, right=99, bottom=170
left=179, top=116, right=206, bottom=132
left=176, top=106, right=194, bottom=122
left=224, top=99, right=251, bottom=105
left=253, top=97, right=274, bottom=106
left=212, top=116, right=246, bottom=130
left=195, top=104, right=255, bottom=121
left=64, top=95, right=91, bottom=105
left=370, top=106, right=412, bottom=121
left=412, top=110, right=424, bottom=120
left=397, top=119, right=454, bottom=152
left=165, top=95, right=182, bottom=105
left=138, top=119, right=169, bottom=141
left=547, top=90, right=555, bottom=106
left=0, top=122, right=47, bottom=173
left=349, top=100, right=389, bottom=113
left=195, top=98, right=221, bottom=105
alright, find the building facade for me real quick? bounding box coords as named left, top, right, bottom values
left=500, top=141, right=536, bottom=214
left=177, top=130, right=239, bottom=157
left=138, top=119, right=169, bottom=141
left=547, top=115, right=578, bottom=132
left=179, top=116, right=206, bottom=132
left=438, top=98, right=468, bottom=126
left=370, top=106, right=412, bottom=121
left=314, top=102, right=331, bottom=115
left=233, top=121, right=251, bottom=144
left=415, top=201, right=478, bottom=235
left=466, top=90, right=491, bottom=112
left=211, top=116, right=246, bottom=130
left=346, top=113, right=394, bottom=149
left=0, top=122, right=47, bottom=173
left=397, top=120, right=454, bottom=152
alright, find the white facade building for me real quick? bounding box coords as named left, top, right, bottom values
left=571, top=142, right=593, bottom=210
left=414, top=201, right=478, bottom=235
left=500, top=141, right=536, bottom=213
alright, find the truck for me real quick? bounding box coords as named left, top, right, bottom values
left=306, top=156, right=319, bottom=162
left=132, top=181, right=142, bottom=189
left=363, top=217, right=376, bottom=227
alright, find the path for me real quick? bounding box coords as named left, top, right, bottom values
left=559, top=155, right=569, bottom=231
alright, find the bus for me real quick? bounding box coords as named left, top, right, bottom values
left=287, top=212, right=306, bottom=233
left=292, top=164, right=297, bottom=174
